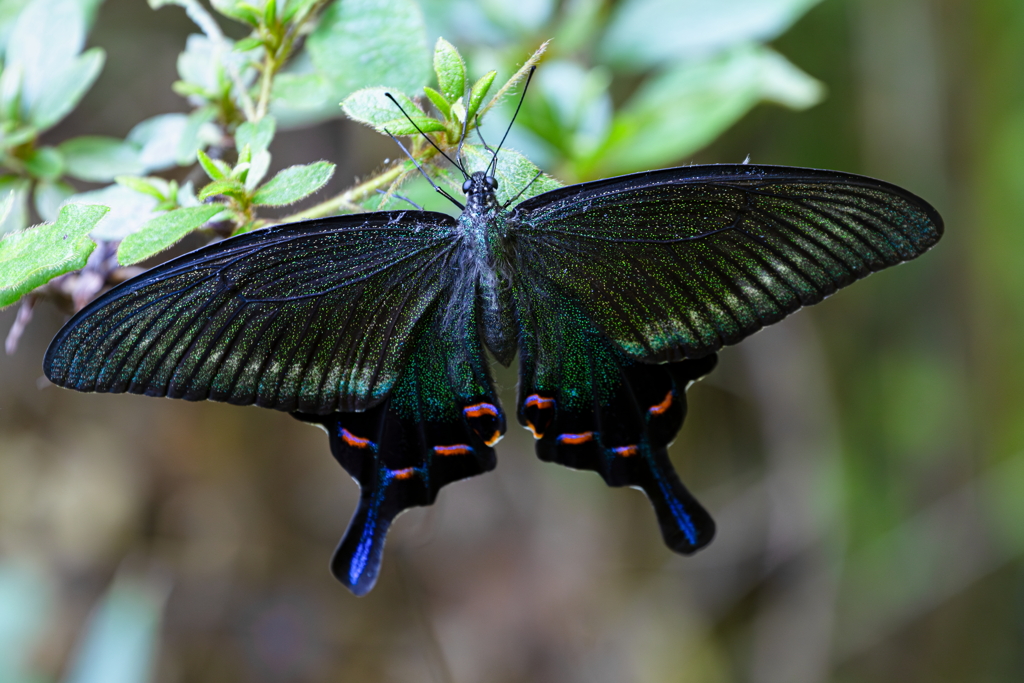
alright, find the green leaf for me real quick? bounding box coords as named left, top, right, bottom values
left=233, top=36, right=263, bottom=52
left=600, top=0, right=824, bottom=69
left=433, top=37, right=465, bottom=103
left=114, top=175, right=168, bottom=200
left=307, top=0, right=428, bottom=91
left=128, top=113, right=204, bottom=173
left=29, top=46, right=104, bottom=130
left=342, top=88, right=445, bottom=135
left=0, top=202, right=107, bottom=308
left=23, top=145, right=64, bottom=180
left=0, top=176, right=30, bottom=234
left=198, top=177, right=245, bottom=200
left=0, top=0, right=31, bottom=56
left=272, top=0, right=428, bottom=128
left=251, top=161, right=334, bottom=206
left=245, top=149, right=271, bottom=190
left=210, top=0, right=260, bottom=24
left=196, top=149, right=229, bottom=180
left=466, top=70, right=496, bottom=122
left=178, top=106, right=218, bottom=165
left=68, top=184, right=159, bottom=241
left=281, top=0, right=317, bottom=22
left=235, top=115, right=276, bottom=156
left=0, top=123, right=35, bottom=149
left=6, top=0, right=87, bottom=114
left=117, top=204, right=223, bottom=266
left=58, top=136, right=143, bottom=182
left=422, top=86, right=451, bottom=119
left=517, top=60, right=612, bottom=163
left=0, top=61, right=23, bottom=120
left=33, top=179, right=74, bottom=221
left=581, top=45, right=824, bottom=176
left=460, top=144, right=561, bottom=205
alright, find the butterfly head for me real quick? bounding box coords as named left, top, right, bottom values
left=463, top=171, right=500, bottom=214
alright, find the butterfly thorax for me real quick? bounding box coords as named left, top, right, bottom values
left=457, top=171, right=516, bottom=364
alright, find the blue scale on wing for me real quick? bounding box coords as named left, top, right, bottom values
left=293, top=280, right=504, bottom=595
left=514, top=282, right=716, bottom=553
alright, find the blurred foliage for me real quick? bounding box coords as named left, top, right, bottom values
left=0, top=0, right=1019, bottom=682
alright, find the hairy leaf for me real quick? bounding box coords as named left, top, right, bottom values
left=251, top=161, right=334, bottom=206
left=59, top=136, right=143, bottom=182
left=0, top=203, right=107, bottom=308
left=117, top=204, right=224, bottom=266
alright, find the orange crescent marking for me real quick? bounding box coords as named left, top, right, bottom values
left=612, top=445, right=638, bottom=457
left=391, top=468, right=416, bottom=480
left=649, top=391, right=674, bottom=416
left=557, top=431, right=594, bottom=445
left=525, top=394, right=555, bottom=409
left=434, top=444, right=473, bottom=456
left=485, top=431, right=503, bottom=447
left=525, top=420, right=543, bottom=439
left=340, top=428, right=373, bottom=449
left=464, top=402, right=499, bottom=418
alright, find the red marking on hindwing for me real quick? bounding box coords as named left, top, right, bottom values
left=649, top=391, right=674, bottom=416
left=340, top=428, right=373, bottom=449
left=434, top=444, right=473, bottom=456
left=463, top=402, right=499, bottom=418
left=525, top=394, right=555, bottom=409
left=484, top=431, right=502, bottom=447
left=391, top=468, right=416, bottom=480
left=523, top=394, right=556, bottom=439
left=557, top=432, right=594, bottom=445
left=612, top=445, right=638, bottom=457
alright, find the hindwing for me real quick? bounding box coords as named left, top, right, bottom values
left=294, top=274, right=505, bottom=595
left=513, top=282, right=717, bottom=553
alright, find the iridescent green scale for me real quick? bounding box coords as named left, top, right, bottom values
left=43, top=164, right=942, bottom=595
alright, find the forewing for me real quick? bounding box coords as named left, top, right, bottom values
left=511, top=165, right=943, bottom=362
left=44, top=211, right=460, bottom=413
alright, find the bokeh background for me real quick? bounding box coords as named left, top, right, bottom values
left=1, top=0, right=1021, bottom=681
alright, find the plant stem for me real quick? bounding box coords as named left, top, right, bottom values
left=254, top=50, right=277, bottom=121
left=265, top=161, right=422, bottom=226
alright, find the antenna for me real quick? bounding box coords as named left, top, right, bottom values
left=489, top=65, right=536, bottom=177
left=383, top=128, right=465, bottom=211
left=502, top=170, right=543, bottom=209
left=385, top=93, right=468, bottom=178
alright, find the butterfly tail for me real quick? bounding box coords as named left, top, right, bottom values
left=625, top=444, right=716, bottom=553
left=332, top=473, right=396, bottom=596
left=295, top=392, right=501, bottom=595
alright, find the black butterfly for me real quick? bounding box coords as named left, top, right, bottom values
left=42, top=119, right=942, bottom=595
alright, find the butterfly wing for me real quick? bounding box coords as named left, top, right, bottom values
left=294, top=274, right=505, bottom=595
left=509, top=164, right=942, bottom=555
left=44, top=212, right=461, bottom=414
left=514, top=283, right=718, bottom=553
left=510, top=164, right=943, bottom=362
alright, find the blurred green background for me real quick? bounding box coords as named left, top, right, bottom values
left=1, top=0, right=1021, bottom=681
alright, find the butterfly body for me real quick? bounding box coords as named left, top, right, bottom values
left=43, top=163, right=942, bottom=595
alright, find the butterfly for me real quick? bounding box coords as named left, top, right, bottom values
left=42, top=102, right=943, bottom=595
